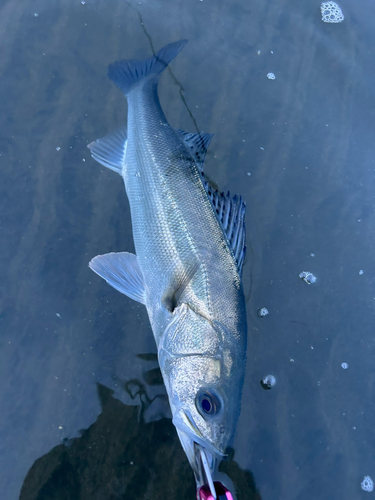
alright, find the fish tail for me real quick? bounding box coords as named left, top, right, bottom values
left=107, top=39, right=188, bottom=95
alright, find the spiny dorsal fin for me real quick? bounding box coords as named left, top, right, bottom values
left=177, top=127, right=246, bottom=273
left=177, top=130, right=213, bottom=172
left=204, top=181, right=246, bottom=274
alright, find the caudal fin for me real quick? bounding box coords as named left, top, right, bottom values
left=107, top=39, right=188, bottom=95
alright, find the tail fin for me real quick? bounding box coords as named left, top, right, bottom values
left=107, top=39, right=188, bottom=95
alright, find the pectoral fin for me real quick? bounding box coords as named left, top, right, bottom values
left=89, top=252, right=145, bottom=304
left=161, top=261, right=200, bottom=313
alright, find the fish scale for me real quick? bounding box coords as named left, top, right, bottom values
left=126, top=90, right=224, bottom=331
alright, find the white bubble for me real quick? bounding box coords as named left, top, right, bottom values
left=267, top=73, right=276, bottom=80
left=34, top=13, right=39, bottom=17
left=359, top=269, right=364, bottom=275
left=321, top=2, right=344, bottom=23
left=341, top=362, right=349, bottom=369
left=257, top=307, right=269, bottom=318
left=56, top=147, right=61, bottom=151
left=361, top=476, right=374, bottom=492
left=299, top=271, right=317, bottom=284
left=261, top=374, right=276, bottom=389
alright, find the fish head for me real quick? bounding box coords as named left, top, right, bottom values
left=159, top=304, right=246, bottom=496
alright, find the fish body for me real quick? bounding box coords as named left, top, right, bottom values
left=88, top=41, right=247, bottom=498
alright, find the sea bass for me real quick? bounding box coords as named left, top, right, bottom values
left=88, top=40, right=247, bottom=499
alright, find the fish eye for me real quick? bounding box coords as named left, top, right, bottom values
left=196, top=390, right=221, bottom=417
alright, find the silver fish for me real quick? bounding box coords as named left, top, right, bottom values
left=88, top=40, right=247, bottom=499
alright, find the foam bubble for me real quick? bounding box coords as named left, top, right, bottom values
left=361, top=476, right=374, bottom=493
left=299, top=271, right=317, bottom=284
left=257, top=307, right=269, bottom=318
left=321, top=2, right=344, bottom=23
left=261, top=374, right=276, bottom=390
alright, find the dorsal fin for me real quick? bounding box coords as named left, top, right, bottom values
left=176, top=128, right=246, bottom=273
left=177, top=130, right=213, bottom=171
left=204, top=182, right=246, bottom=274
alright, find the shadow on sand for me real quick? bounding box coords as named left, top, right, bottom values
left=19, top=380, right=260, bottom=500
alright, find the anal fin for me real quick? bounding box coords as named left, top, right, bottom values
left=88, top=126, right=127, bottom=174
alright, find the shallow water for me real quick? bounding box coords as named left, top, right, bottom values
left=1, top=0, right=375, bottom=499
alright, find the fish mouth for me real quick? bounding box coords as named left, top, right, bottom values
left=194, top=442, right=219, bottom=499
left=191, top=442, right=234, bottom=500
left=176, top=427, right=221, bottom=499
left=174, top=411, right=227, bottom=500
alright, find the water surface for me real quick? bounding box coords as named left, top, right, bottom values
left=1, top=0, right=375, bottom=499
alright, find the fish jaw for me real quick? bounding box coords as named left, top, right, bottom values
left=176, top=426, right=221, bottom=498
left=176, top=424, right=237, bottom=500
